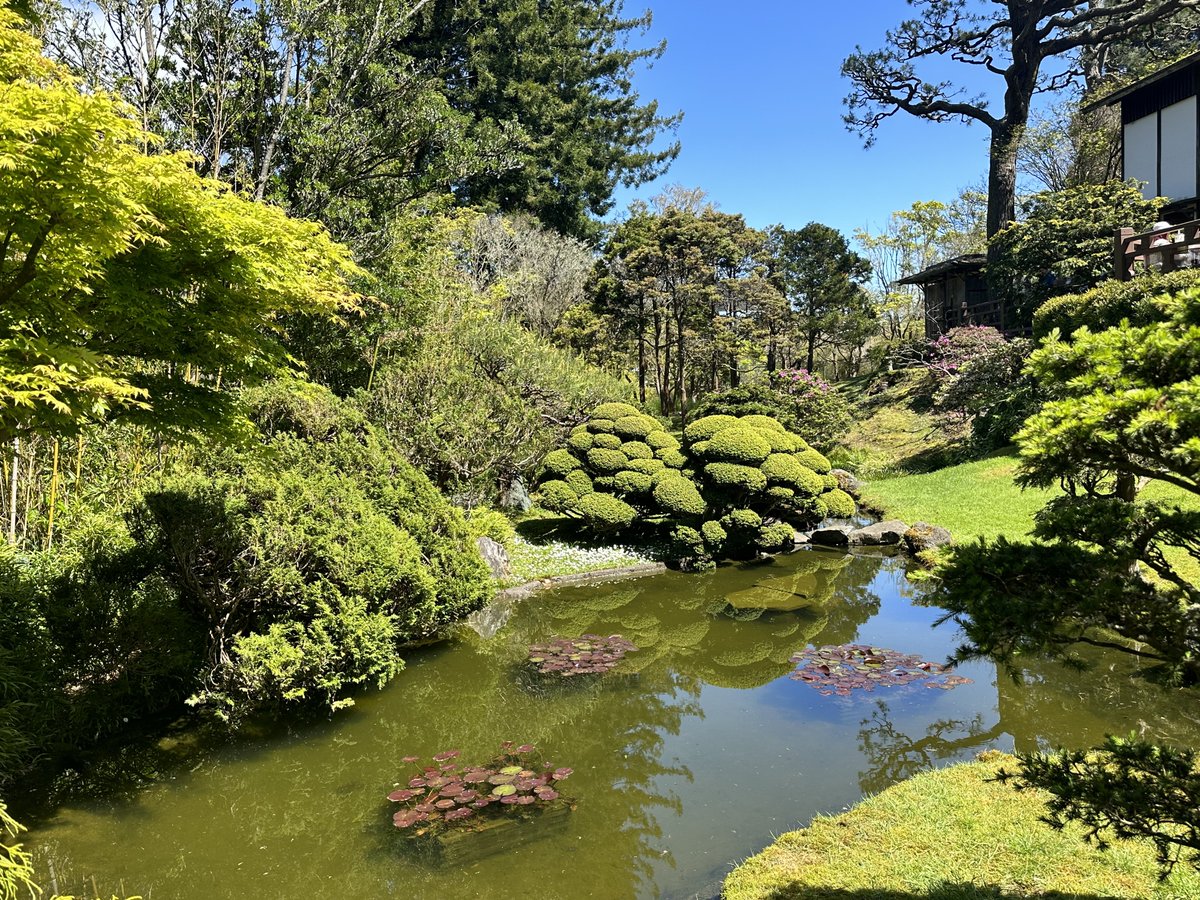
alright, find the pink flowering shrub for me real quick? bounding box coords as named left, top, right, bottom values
left=927, top=326, right=1006, bottom=377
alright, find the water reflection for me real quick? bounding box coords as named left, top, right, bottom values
left=19, top=549, right=1200, bottom=900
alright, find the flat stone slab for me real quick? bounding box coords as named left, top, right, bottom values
left=810, top=525, right=854, bottom=547
left=848, top=519, right=910, bottom=546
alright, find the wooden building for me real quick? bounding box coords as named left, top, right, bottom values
left=1091, top=51, right=1200, bottom=223
left=897, top=254, right=992, bottom=338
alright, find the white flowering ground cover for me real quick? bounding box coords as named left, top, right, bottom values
left=504, top=536, right=656, bottom=585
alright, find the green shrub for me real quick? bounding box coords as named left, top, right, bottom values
left=795, top=447, right=832, bottom=474
left=672, top=525, right=706, bottom=556
left=539, top=479, right=579, bottom=511
left=564, top=469, right=594, bottom=496
left=592, top=433, right=623, bottom=450
left=567, top=430, right=594, bottom=454
left=620, top=441, right=654, bottom=460
left=1033, top=269, right=1200, bottom=338
left=683, top=414, right=740, bottom=443
left=613, top=470, right=654, bottom=495
left=701, top=519, right=728, bottom=547
left=989, top=181, right=1162, bottom=328
left=657, top=449, right=687, bottom=468
left=466, top=508, right=516, bottom=545
left=738, top=414, right=786, bottom=433
left=822, top=474, right=839, bottom=490
left=822, top=488, right=857, bottom=518
left=722, top=509, right=763, bottom=531
left=756, top=523, right=795, bottom=551
left=575, top=492, right=637, bottom=530
left=761, top=453, right=823, bottom=496
left=704, top=462, right=769, bottom=492
left=593, top=475, right=617, bottom=491
left=541, top=448, right=582, bottom=478
left=766, top=486, right=795, bottom=501
left=646, top=431, right=681, bottom=451
left=690, top=378, right=852, bottom=451
left=701, top=427, right=773, bottom=465
left=592, top=402, right=641, bottom=421
left=762, top=430, right=802, bottom=453
left=627, top=458, right=665, bottom=475
left=653, top=474, right=708, bottom=517
left=614, top=415, right=659, bottom=439
left=586, top=447, right=629, bottom=473
left=588, top=418, right=616, bottom=433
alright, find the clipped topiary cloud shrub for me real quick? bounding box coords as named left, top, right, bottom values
left=535, top=406, right=854, bottom=563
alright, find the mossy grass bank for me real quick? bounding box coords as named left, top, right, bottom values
left=723, top=753, right=1200, bottom=899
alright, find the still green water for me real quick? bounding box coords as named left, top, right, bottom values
left=22, top=549, right=1200, bottom=899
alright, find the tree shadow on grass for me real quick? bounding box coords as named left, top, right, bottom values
left=754, top=884, right=1126, bottom=900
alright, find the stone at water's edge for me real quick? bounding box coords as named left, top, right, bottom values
left=848, top=519, right=909, bottom=546
left=830, top=468, right=861, bottom=497
left=499, top=476, right=532, bottom=512
left=904, top=522, right=953, bottom=554
left=791, top=530, right=811, bottom=546
left=475, top=536, right=511, bottom=579
left=810, top=525, right=854, bottom=547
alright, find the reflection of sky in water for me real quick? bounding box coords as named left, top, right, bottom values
left=21, top=550, right=1200, bottom=900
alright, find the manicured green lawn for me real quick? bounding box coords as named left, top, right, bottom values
left=860, top=451, right=1199, bottom=586
left=723, top=753, right=1200, bottom=899
left=859, top=451, right=1053, bottom=544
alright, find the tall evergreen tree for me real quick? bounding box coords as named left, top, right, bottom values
left=404, top=0, right=681, bottom=237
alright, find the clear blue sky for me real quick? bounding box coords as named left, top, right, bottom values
left=611, top=0, right=1003, bottom=239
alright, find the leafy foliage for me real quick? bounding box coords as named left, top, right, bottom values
left=988, top=182, right=1162, bottom=327
left=1034, top=269, right=1200, bottom=338
left=690, top=371, right=852, bottom=452
left=0, top=7, right=360, bottom=443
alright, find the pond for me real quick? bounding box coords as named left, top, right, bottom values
left=21, top=549, right=1200, bottom=899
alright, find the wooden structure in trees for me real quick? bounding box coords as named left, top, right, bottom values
left=1114, top=218, right=1200, bottom=280
left=897, top=255, right=994, bottom=338
left=1090, top=51, right=1200, bottom=223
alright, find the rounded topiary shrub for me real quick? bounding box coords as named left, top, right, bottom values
left=681, top=413, right=855, bottom=557
left=535, top=405, right=854, bottom=560
left=575, top=492, right=637, bottom=531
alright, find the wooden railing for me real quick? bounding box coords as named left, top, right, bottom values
left=1114, top=219, right=1200, bottom=280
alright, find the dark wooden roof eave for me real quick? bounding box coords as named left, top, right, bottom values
left=1084, top=50, right=1200, bottom=112
left=897, top=254, right=987, bottom=286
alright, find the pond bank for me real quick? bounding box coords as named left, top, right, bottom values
left=723, top=752, right=1200, bottom=899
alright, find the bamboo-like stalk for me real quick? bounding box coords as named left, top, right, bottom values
left=46, top=438, right=60, bottom=550
left=7, top=437, right=19, bottom=545
left=366, top=334, right=383, bottom=393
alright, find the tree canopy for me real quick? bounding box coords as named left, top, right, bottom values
left=0, top=5, right=361, bottom=442
left=842, top=0, right=1200, bottom=240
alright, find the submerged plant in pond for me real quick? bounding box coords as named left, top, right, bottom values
left=789, top=644, right=972, bottom=697
left=387, top=743, right=574, bottom=834
left=527, top=634, right=637, bottom=677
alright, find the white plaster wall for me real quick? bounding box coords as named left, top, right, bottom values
left=1160, top=96, right=1197, bottom=202
left=1125, top=113, right=1159, bottom=199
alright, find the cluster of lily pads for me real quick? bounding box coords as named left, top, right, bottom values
left=389, top=744, right=573, bottom=831
left=789, top=643, right=973, bottom=697
left=527, top=634, right=637, bottom=677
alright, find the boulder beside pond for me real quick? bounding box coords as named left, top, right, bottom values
left=848, top=519, right=909, bottom=546
left=475, top=536, right=511, bottom=579
left=903, top=522, right=953, bottom=554
left=810, top=525, right=855, bottom=547
left=829, top=468, right=861, bottom=497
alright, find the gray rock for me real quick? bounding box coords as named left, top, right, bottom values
left=499, top=476, right=532, bottom=512
left=465, top=597, right=515, bottom=639
left=792, top=530, right=811, bottom=545
left=904, top=521, right=953, bottom=554
left=810, top=524, right=855, bottom=547
left=830, top=468, right=861, bottom=496
left=849, top=519, right=910, bottom=546
left=475, top=535, right=510, bottom=579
